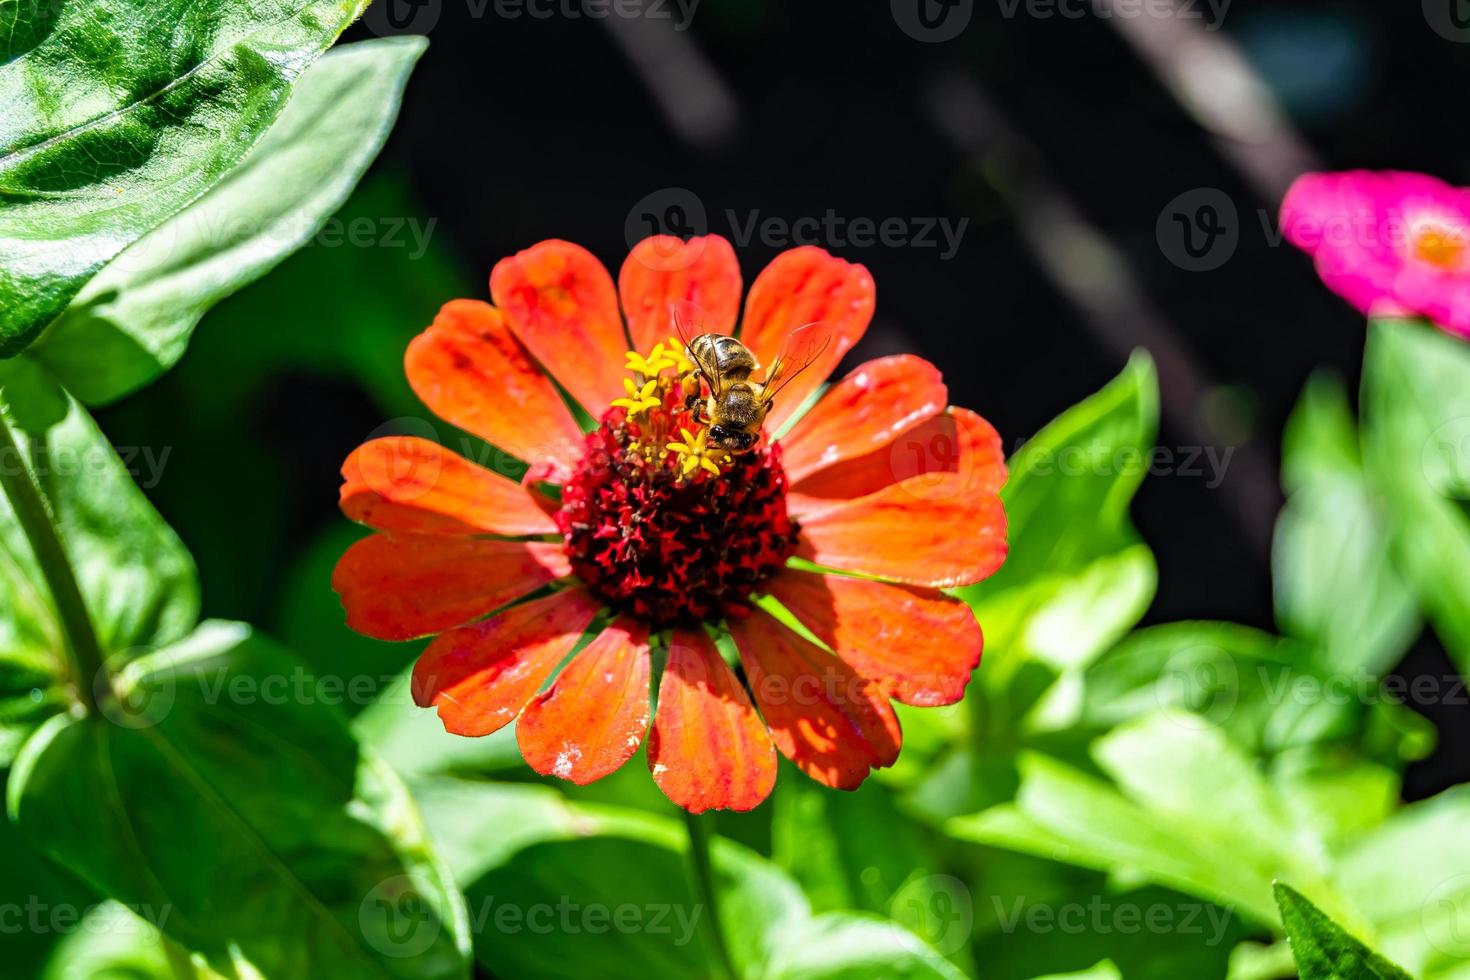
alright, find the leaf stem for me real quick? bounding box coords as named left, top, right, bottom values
left=0, top=411, right=106, bottom=713
left=682, top=809, right=736, bottom=979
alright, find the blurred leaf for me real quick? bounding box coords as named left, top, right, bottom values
left=1334, top=786, right=1470, bottom=978
left=763, top=914, right=966, bottom=980
left=0, top=0, right=371, bottom=355
left=412, top=775, right=953, bottom=979
left=1274, top=372, right=1419, bottom=674
left=39, top=902, right=232, bottom=980
left=949, top=713, right=1337, bottom=928
left=278, top=522, right=423, bottom=716
left=355, top=668, right=526, bottom=779
left=1362, top=318, right=1470, bottom=673
left=0, top=357, right=198, bottom=763
left=960, top=351, right=1158, bottom=705
left=1029, top=962, right=1123, bottom=980
left=1081, top=622, right=1433, bottom=765
left=29, top=37, right=428, bottom=406
left=7, top=621, right=471, bottom=978
left=1275, top=883, right=1412, bottom=980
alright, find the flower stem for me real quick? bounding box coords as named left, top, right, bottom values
left=0, top=412, right=106, bottom=714
left=682, top=809, right=736, bottom=979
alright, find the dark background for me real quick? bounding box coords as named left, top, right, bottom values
left=99, top=0, right=1470, bottom=794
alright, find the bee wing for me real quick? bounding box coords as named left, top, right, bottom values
left=758, top=322, right=831, bottom=407
left=671, top=299, right=721, bottom=393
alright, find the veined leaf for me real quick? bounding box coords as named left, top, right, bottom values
left=0, top=0, right=372, bottom=355
left=0, top=355, right=197, bottom=763
left=7, top=622, right=471, bottom=978
left=1275, top=883, right=1413, bottom=980
left=29, top=36, right=428, bottom=405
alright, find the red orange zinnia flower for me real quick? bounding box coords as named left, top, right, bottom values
left=332, top=235, right=1008, bottom=812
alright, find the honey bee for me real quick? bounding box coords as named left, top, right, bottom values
left=673, top=301, right=831, bottom=454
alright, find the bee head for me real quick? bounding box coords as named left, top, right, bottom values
left=707, top=424, right=757, bottom=454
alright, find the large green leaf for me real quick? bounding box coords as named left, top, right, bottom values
left=7, top=621, right=471, bottom=978
left=1274, top=372, right=1419, bottom=674
left=1362, top=318, right=1470, bottom=673
left=411, top=775, right=956, bottom=980
left=1275, top=883, right=1413, bottom=980
left=1081, top=622, right=1432, bottom=765
left=0, top=0, right=371, bottom=355
left=948, top=713, right=1339, bottom=928
left=960, top=352, right=1158, bottom=704
left=27, top=36, right=428, bottom=406
left=0, top=356, right=197, bottom=762
left=39, top=902, right=231, bottom=980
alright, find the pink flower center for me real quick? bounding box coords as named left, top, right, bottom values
left=554, top=363, right=798, bottom=627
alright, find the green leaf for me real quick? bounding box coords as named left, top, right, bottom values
left=1081, top=622, right=1433, bottom=765
left=1362, top=318, right=1470, bottom=673
left=960, top=352, right=1158, bottom=699
left=40, top=902, right=230, bottom=980
left=763, top=913, right=966, bottom=980
left=1029, top=962, right=1123, bottom=980
left=1274, top=372, right=1419, bottom=674
left=1334, top=786, right=1470, bottom=978
left=1275, top=883, right=1413, bottom=980
left=410, top=776, right=954, bottom=980
left=948, top=713, right=1337, bottom=927
left=27, top=36, right=428, bottom=405
left=0, top=0, right=372, bottom=355
left=7, top=621, right=471, bottom=978
left=0, top=355, right=197, bottom=762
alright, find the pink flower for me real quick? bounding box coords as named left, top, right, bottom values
left=1281, top=170, right=1470, bottom=338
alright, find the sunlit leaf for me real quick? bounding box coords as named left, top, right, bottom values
left=1275, top=883, right=1412, bottom=980
left=29, top=37, right=428, bottom=405
left=7, top=622, right=471, bottom=978
left=0, top=356, right=197, bottom=763
left=0, top=0, right=371, bottom=355
left=1362, top=318, right=1470, bottom=674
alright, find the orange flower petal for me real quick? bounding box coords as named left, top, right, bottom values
left=790, top=408, right=1007, bottom=512
left=739, top=246, right=875, bottom=435
left=647, top=627, right=777, bottom=813
left=332, top=534, right=570, bottom=641
left=405, top=299, right=585, bottom=479
left=729, top=609, right=900, bottom=790
left=490, top=239, right=629, bottom=413
left=767, top=569, right=982, bottom=707
left=619, top=235, right=742, bottom=351
left=517, top=616, right=652, bottom=784
left=778, top=355, right=947, bottom=484
left=340, top=437, right=557, bottom=537
left=792, top=472, right=1007, bottom=589
left=411, top=588, right=601, bottom=737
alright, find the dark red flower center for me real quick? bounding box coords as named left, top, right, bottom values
left=555, top=384, right=798, bottom=627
